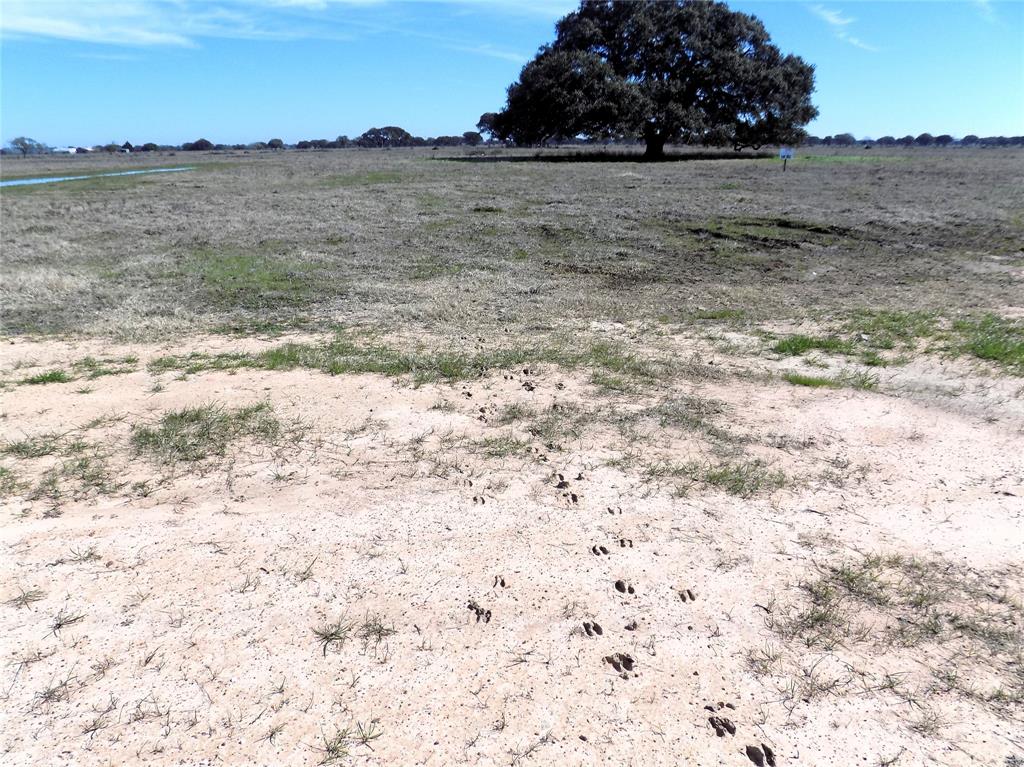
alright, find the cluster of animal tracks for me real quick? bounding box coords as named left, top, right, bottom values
left=464, top=468, right=777, bottom=764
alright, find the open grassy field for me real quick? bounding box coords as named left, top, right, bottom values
left=1, top=146, right=1022, bottom=766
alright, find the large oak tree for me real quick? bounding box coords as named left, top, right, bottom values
left=493, top=0, right=818, bottom=158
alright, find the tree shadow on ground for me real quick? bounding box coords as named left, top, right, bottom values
left=440, top=149, right=774, bottom=164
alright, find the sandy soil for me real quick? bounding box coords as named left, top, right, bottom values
left=1, top=334, right=1021, bottom=767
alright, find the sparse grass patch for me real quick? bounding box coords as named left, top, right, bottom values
left=771, top=553, right=1024, bottom=708
left=0, top=465, right=22, bottom=495
left=71, top=355, right=138, bottom=379
left=783, top=370, right=878, bottom=390
left=496, top=402, right=536, bottom=424
left=5, top=586, right=45, bottom=609
left=20, top=369, right=71, bottom=385
left=2, top=433, right=64, bottom=459
left=474, top=433, right=533, bottom=458
left=314, top=618, right=354, bottom=657
left=844, top=310, right=937, bottom=350
left=773, top=335, right=855, bottom=356
left=183, top=247, right=340, bottom=311
left=783, top=372, right=841, bottom=388
left=644, top=458, right=785, bottom=497
left=526, top=403, right=592, bottom=447
left=149, top=334, right=673, bottom=387
left=323, top=170, right=403, bottom=187
left=953, top=314, right=1024, bottom=372
left=130, top=402, right=283, bottom=464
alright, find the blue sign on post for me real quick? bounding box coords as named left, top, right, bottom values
left=779, top=147, right=794, bottom=171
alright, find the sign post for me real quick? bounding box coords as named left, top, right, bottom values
left=779, top=147, right=794, bottom=171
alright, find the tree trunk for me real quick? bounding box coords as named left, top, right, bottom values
left=643, top=133, right=666, bottom=160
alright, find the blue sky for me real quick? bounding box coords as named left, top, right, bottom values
left=1, top=1, right=1021, bottom=146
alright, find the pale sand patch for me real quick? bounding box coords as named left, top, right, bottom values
left=1, top=337, right=1021, bottom=766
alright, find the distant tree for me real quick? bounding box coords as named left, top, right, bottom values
left=960, top=135, right=979, bottom=145
left=75, top=147, right=90, bottom=154
left=355, top=126, right=415, bottom=148
left=934, top=134, right=953, bottom=146
left=267, top=138, right=284, bottom=150
left=491, top=0, right=817, bottom=157
left=139, top=142, right=159, bottom=152
left=462, top=131, right=483, bottom=146
left=833, top=133, right=856, bottom=146
left=335, top=135, right=351, bottom=148
left=876, top=136, right=896, bottom=146
left=8, top=137, right=48, bottom=155
left=432, top=135, right=463, bottom=147
left=914, top=133, right=934, bottom=146
left=476, top=112, right=500, bottom=140
left=184, top=138, right=215, bottom=151
left=897, top=135, right=915, bottom=146
left=803, top=135, right=822, bottom=146
left=121, top=141, right=134, bottom=151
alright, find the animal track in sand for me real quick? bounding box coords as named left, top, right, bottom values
left=467, top=600, right=492, bottom=623
left=744, top=744, right=776, bottom=766
left=591, top=545, right=610, bottom=556
left=603, top=652, right=635, bottom=675
left=613, top=580, right=635, bottom=595
left=704, top=702, right=738, bottom=737
left=492, top=575, right=507, bottom=589
left=582, top=621, right=603, bottom=637
left=708, top=715, right=736, bottom=737
left=473, top=495, right=486, bottom=505
left=619, top=538, right=633, bottom=548
left=678, top=588, right=697, bottom=602
left=607, top=506, right=622, bottom=515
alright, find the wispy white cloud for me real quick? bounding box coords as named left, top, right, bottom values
left=808, top=4, right=854, bottom=27
left=1, top=2, right=194, bottom=46
left=840, top=34, right=877, bottom=52
left=447, top=43, right=527, bottom=64
left=807, top=4, right=878, bottom=52
left=972, top=0, right=997, bottom=23
left=0, top=0, right=541, bottom=62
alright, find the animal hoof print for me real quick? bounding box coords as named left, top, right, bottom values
left=679, top=588, right=697, bottom=602
left=591, top=545, right=610, bottom=556
left=708, top=716, right=736, bottom=737
left=745, top=744, right=776, bottom=767
left=583, top=621, right=603, bottom=637
left=603, top=652, right=635, bottom=675
left=613, top=580, right=634, bottom=595
left=467, top=600, right=491, bottom=624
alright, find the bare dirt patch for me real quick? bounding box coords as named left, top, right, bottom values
left=1, top=332, right=1021, bottom=766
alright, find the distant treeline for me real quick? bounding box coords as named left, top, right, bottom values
left=4, top=128, right=1022, bottom=156
left=805, top=133, right=1023, bottom=147
left=2, top=127, right=485, bottom=155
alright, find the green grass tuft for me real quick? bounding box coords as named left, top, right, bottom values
left=954, top=314, right=1024, bottom=372
left=20, top=369, right=72, bottom=385
left=130, top=402, right=282, bottom=464
left=772, top=335, right=855, bottom=356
